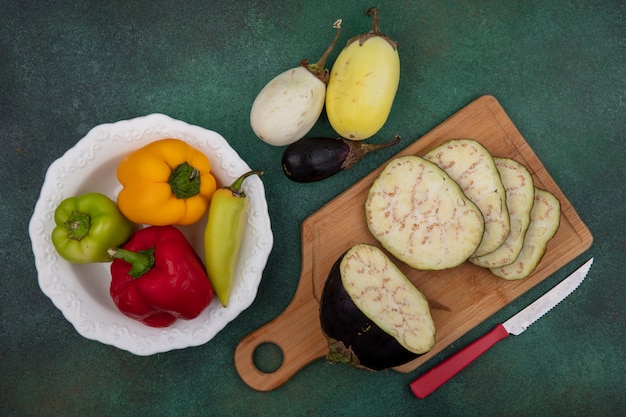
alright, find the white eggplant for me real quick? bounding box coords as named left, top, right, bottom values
left=250, top=20, right=342, bottom=146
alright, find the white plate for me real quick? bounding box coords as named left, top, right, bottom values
left=29, top=114, right=273, bottom=355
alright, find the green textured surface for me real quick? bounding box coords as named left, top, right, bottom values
left=1, top=1, right=624, bottom=416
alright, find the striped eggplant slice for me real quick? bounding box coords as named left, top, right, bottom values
left=490, top=187, right=561, bottom=280
left=471, top=157, right=535, bottom=268
left=365, top=155, right=484, bottom=270
left=319, top=244, right=435, bottom=371
left=423, top=139, right=510, bottom=257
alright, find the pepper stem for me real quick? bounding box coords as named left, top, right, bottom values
left=64, top=211, right=91, bottom=241
left=169, top=161, right=201, bottom=199
left=302, top=19, right=342, bottom=83
left=108, top=247, right=155, bottom=279
left=227, top=170, right=264, bottom=198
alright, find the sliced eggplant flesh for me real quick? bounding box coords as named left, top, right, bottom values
left=366, top=155, right=484, bottom=270
left=424, top=139, right=510, bottom=257
left=320, top=244, right=435, bottom=371
left=471, top=157, right=535, bottom=268
left=491, top=187, right=561, bottom=280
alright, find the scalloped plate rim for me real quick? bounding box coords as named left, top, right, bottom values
left=28, top=113, right=273, bottom=355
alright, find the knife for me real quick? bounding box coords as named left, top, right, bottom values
left=410, top=257, right=593, bottom=399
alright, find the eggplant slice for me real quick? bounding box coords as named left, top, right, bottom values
left=366, top=155, right=484, bottom=270
left=490, top=188, right=561, bottom=280
left=471, top=157, right=535, bottom=268
left=424, top=139, right=510, bottom=257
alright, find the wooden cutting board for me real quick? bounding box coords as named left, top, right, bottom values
left=234, top=95, right=593, bottom=391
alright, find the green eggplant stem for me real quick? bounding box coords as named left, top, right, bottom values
left=64, top=211, right=91, bottom=241
left=305, top=19, right=342, bottom=80
left=108, top=247, right=155, bottom=279
left=227, top=170, right=264, bottom=197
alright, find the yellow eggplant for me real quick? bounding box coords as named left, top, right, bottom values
left=325, top=7, right=400, bottom=141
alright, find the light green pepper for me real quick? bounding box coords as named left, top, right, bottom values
left=204, top=170, right=263, bottom=307
left=51, top=192, right=137, bottom=263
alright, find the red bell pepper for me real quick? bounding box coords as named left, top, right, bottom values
left=108, top=225, right=214, bottom=328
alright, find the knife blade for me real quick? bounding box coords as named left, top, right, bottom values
left=410, top=257, right=593, bottom=399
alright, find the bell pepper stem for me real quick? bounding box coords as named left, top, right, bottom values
left=227, top=170, right=264, bottom=197
left=169, top=161, right=201, bottom=199
left=108, top=247, right=155, bottom=278
left=64, top=211, right=91, bottom=241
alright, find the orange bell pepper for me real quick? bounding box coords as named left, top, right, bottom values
left=116, top=139, right=217, bottom=225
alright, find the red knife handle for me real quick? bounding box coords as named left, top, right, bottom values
left=410, top=323, right=510, bottom=399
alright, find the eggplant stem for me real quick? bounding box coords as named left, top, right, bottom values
left=305, top=19, right=342, bottom=81
left=366, top=7, right=380, bottom=35
left=351, top=7, right=397, bottom=50
left=358, top=135, right=401, bottom=154
left=340, top=135, right=401, bottom=170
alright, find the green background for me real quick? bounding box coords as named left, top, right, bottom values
left=2, top=1, right=624, bottom=416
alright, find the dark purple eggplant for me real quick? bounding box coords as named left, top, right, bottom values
left=319, top=244, right=435, bottom=371
left=281, top=135, right=400, bottom=182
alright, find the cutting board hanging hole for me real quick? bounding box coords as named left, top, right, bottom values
left=253, top=342, right=284, bottom=374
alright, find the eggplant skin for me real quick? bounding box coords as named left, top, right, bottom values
left=281, top=137, right=348, bottom=183
left=319, top=248, right=426, bottom=371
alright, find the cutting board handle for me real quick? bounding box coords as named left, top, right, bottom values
left=234, top=282, right=329, bottom=391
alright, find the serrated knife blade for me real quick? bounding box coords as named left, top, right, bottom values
left=410, top=258, right=593, bottom=399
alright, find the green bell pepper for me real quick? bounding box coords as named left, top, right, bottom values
left=51, top=192, right=137, bottom=263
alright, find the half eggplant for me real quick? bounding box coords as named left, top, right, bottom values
left=319, top=244, right=436, bottom=371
